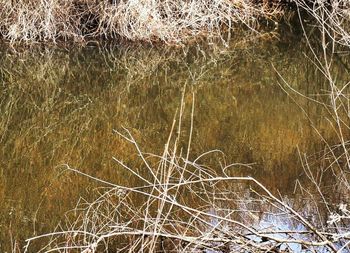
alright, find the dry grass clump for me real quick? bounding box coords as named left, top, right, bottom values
left=0, top=0, right=80, bottom=43
left=0, top=0, right=281, bottom=44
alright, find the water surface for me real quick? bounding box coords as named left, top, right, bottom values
left=0, top=35, right=347, bottom=251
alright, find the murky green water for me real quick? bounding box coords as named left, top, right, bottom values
left=0, top=34, right=348, bottom=252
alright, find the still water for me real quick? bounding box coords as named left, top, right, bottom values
left=0, top=34, right=347, bottom=251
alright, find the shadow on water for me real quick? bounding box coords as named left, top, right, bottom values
left=0, top=32, right=349, bottom=251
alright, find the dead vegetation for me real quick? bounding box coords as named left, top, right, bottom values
left=0, top=0, right=282, bottom=44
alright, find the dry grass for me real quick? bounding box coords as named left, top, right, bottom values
left=294, top=0, right=350, bottom=47
left=0, top=0, right=282, bottom=44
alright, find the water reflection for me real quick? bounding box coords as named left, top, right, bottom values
left=0, top=38, right=347, bottom=252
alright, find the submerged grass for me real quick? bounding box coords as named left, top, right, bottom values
left=2, top=37, right=334, bottom=252
left=23, top=92, right=350, bottom=252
